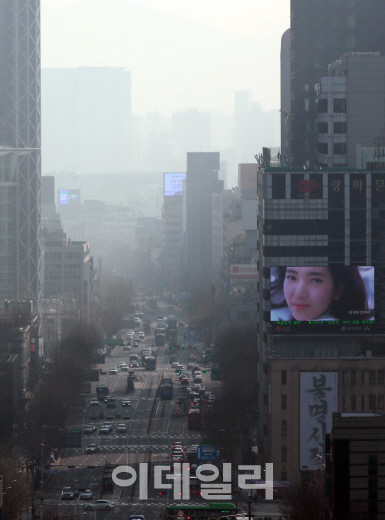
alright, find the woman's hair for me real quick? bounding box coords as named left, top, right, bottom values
left=270, top=266, right=369, bottom=321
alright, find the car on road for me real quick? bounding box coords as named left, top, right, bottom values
left=120, top=364, right=129, bottom=371
left=79, top=489, right=93, bottom=500
left=122, top=399, right=131, bottom=407
left=175, top=365, right=184, bottom=372
left=90, top=399, right=99, bottom=406
left=85, top=444, right=99, bottom=454
left=84, top=500, right=115, bottom=511
left=99, top=426, right=110, bottom=435
left=129, top=515, right=145, bottom=520
left=123, top=345, right=131, bottom=351
left=109, top=367, right=118, bottom=375
left=117, top=423, right=127, bottom=433
left=130, top=360, right=139, bottom=368
left=133, top=341, right=140, bottom=348
left=61, top=487, right=75, bottom=500
left=187, top=362, right=195, bottom=369
left=134, top=335, right=140, bottom=342
left=83, top=424, right=96, bottom=434
left=118, top=361, right=126, bottom=367
left=138, top=331, right=145, bottom=339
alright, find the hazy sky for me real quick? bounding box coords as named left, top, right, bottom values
left=41, top=0, right=290, bottom=117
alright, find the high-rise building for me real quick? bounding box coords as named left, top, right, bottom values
left=289, top=0, right=385, bottom=168
left=280, top=29, right=291, bottom=164
left=183, top=153, right=223, bottom=290
left=0, top=1, right=41, bottom=308
left=256, top=166, right=385, bottom=469
left=317, top=52, right=385, bottom=168
left=161, top=173, right=185, bottom=289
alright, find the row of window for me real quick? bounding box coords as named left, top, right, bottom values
left=318, top=98, right=346, bottom=114
left=318, top=122, right=346, bottom=134
left=280, top=393, right=385, bottom=411
left=319, top=142, right=347, bottom=155
left=281, top=369, right=385, bottom=386
left=44, top=253, right=82, bottom=260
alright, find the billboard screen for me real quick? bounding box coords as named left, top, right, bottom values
left=164, top=172, right=186, bottom=196
left=300, top=372, right=338, bottom=471
left=270, top=266, right=375, bottom=334
left=58, top=189, right=80, bottom=205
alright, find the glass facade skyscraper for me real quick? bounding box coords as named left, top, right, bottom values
left=0, top=1, right=41, bottom=308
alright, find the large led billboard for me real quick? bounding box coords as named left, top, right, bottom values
left=270, top=266, right=375, bottom=334
left=164, top=172, right=186, bottom=197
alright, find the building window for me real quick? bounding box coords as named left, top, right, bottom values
left=281, top=447, right=287, bottom=463
left=305, top=98, right=310, bottom=111
left=351, top=370, right=356, bottom=385
left=318, top=99, right=328, bottom=113
left=369, top=370, right=376, bottom=385
left=318, top=142, right=328, bottom=154
left=368, top=455, right=378, bottom=476
left=362, top=395, right=365, bottom=410
left=333, top=143, right=347, bottom=155
left=369, top=394, right=376, bottom=410
left=281, top=370, right=287, bottom=385
left=378, top=370, right=384, bottom=384
left=378, top=395, right=384, bottom=410
left=346, top=15, right=355, bottom=28
left=333, top=122, right=346, bottom=134
left=345, top=35, right=355, bottom=49
left=281, top=420, right=287, bottom=436
left=343, top=395, right=347, bottom=410
left=333, top=99, right=347, bottom=113
left=362, top=371, right=365, bottom=384
left=318, top=122, right=328, bottom=134
left=351, top=395, right=357, bottom=411
left=281, top=395, right=287, bottom=410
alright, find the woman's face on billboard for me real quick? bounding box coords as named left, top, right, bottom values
left=283, top=267, right=343, bottom=321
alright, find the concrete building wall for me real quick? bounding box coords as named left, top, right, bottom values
left=269, top=356, right=385, bottom=485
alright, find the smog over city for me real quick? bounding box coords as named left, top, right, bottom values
left=1, top=1, right=385, bottom=519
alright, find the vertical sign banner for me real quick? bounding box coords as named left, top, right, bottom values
left=300, top=372, right=338, bottom=471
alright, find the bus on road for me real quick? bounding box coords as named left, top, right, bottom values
left=143, top=356, right=157, bottom=370
left=96, top=385, right=109, bottom=401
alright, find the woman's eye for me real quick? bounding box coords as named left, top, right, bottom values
left=311, top=278, right=323, bottom=283
left=286, top=275, right=295, bottom=280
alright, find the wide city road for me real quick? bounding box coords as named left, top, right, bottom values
left=40, top=301, right=221, bottom=520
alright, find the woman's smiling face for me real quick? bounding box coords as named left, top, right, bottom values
left=283, top=267, right=343, bottom=321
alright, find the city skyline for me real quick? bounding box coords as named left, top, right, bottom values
left=40, top=0, right=290, bottom=117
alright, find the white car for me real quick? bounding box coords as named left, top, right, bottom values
left=138, top=331, right=145, bottom=338
left=84, top=500, right=115, bottom=511
left=109, top=367, right=118, bottom=375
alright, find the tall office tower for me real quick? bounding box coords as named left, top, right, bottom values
left=280, top=29, right=291, bottom=164
left=256, top=166, right=385, bottom=479
left=183, top=153, right=223, bottom=291
left=42, top=67, right=131, bottom=174
left=317, top=52, right=385, bottom=168
left=161, top=173, right=185, bottom=289
left=289, top=0, right=385, bottom=168
left=0, top=1, right=41, bottom=307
